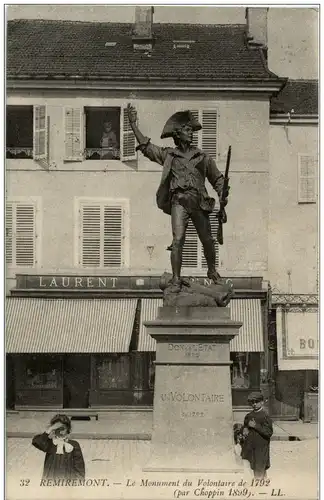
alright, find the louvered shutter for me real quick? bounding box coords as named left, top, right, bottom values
left=298, top=154, right=317, bottom=203
left=80, top=202, right=124, bottom=268
left=120, top=107, right=136, bottom=161
left=80, top=205, right=101, bottom=267
left=190, top=110, right=199, bottom=148
left=202, top=110, right=217, bottom=159
left=103, top=206, right=123, bottom=267
left=64, top=107, right=83, bottom=161
left=6, top=205, right=13, bottom=265
left=182, top=221, right=198, bottom=268
left=202, top=210, right=219, bottom=268
left=33, top=105, right=47, bottom=160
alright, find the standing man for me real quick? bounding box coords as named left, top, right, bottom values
left=127, top=104, right=229, bottom=289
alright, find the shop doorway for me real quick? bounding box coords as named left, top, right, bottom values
left=63, top=355, right=91, bottom=408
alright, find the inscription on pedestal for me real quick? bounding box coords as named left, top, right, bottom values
left=157, top=342, right=229, bottom=363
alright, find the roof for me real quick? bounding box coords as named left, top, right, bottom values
left=270, top=80, right=318, bottom=115
left=7, top=19, right=281, bottom=82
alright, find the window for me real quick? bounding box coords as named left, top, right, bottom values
left=230, top=352, right=250, bottom=389
left=77, top=198, right=128, bottom=268
left=6, top=105, right=48, bottom=160
left=298, top=154, right=318, bottom=203
left=190, top=109, right=218, bottom=159
left=96, top=354, right=130, bottom=389
left=182, top=209, right=219, bottom=269
left=64, top=106, right=136, bottom=162
left=6, top=200, right=38, bottom=267
left=24, top=355, right=60, bottom=389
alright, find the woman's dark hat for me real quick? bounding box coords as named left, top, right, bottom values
left=247, top=391, right=264, bottom=402
left=160, top=111, right=202, bottom=139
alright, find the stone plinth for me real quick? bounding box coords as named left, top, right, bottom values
left=143, top=306, right=243, bottom=473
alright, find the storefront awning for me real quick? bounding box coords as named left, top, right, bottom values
left=276, top=307, right=318, bottom=370
left=229, top=299, right=264, bottom=352
left=138, top=298, right=163, bottom=351
left=138, top=298, right=263, bottom=352
left=6, top=298, right=137, bottom=353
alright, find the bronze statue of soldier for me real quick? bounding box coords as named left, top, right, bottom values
left=127, top=104, right=229, bottom=290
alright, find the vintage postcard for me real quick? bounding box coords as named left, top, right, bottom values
left=5, top=4, right=319, bottom=500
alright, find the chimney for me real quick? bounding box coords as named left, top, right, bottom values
left=245, top=7, right=268, bottom=49
left=132, top=6, right=154, bottom=52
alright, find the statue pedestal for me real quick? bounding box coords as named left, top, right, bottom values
left=143, top=306, right=243, bottom=473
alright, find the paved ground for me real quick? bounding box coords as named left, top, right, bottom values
left=6, top=412, right=318, bottom=441
left=6, top=437, right=318, bottom=500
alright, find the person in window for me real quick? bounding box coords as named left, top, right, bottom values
left=32, top=414, right=85, bottom=481
left=100, top=120, right=118, bottom=159
left=241, top=392, right=273, bottom=479
left=126, top=104, right=229, bottom=290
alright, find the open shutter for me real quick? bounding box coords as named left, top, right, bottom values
left=80, top=205, right=101, bottom=267
left=15, top=204, right=36, bottom=267
left=298, top=154, right=317, bottom=203
left=6, top=204, right=13, bottom=264
left=182, top=220, right=198, bottom=268
left=64, top=107, right=83, bottom=161
left=104, top=205, right=123, bottom=267
left=202, top=109, right=217, bottom=159
left=202, top=209, right=219, bottom=268
left=33, top=105, right=47, bottom=160
left=190, top=109, right=199, bottom=148
left=120, top=107, right=136, bottom=161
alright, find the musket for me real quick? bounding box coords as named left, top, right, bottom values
left=217, top=146, right=231, bottom=246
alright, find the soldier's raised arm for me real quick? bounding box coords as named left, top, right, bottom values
left=126, top=103, right=168, bottom=166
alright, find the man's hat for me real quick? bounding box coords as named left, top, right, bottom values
left=160, top=110, right=202, bottom=139
left=247, top=391, right=264, bottom=402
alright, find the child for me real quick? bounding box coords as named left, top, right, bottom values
left=240, top=392, right=273, bottom=479
left=32, top=414, right=85, bottom=481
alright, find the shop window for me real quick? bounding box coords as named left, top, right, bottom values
left=97, top=354, right=131, bottom=389
left=24, top=355, right=60, bottom=389
left=6, top=105, right=48, bottom=160
left=77, top=198, right=128, bottom=269
left=64, top=106, right=136, bottom=162
left=182, top=209, right=219, bottom=269
left=6, top=200, right=39, bottom=268
left=230, top=352, right=251, bottom=389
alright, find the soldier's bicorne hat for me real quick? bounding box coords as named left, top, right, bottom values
left=160, top=110, right=202, bottom=139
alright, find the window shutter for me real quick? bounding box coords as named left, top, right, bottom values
left=202, top=110, right=217, bottom=159
left=202, top=210, right=219, bottom=268
left=120, top=107, right=136, bottom=161
left=33, top=105, right=48, bottom=160
left=6, top=205, right=13, bottom=265
left=80, top=205, right=101, bottom=267
left=298, top=154, right=317, bottom=203
left=80, top=202, right=125, bottom=268
left=103, top=206, right=123, bottom=267
left=190, top=110, right=199, bottom=148
left=6, top=203, right=36, bottom=267
left=182, top=221, right=198, bottom=268
left=64, top=107, right=83, bottom=161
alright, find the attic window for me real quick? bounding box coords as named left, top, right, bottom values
left=173, top=40, right=195, bottom=49
left=105, top=42, right=117, bottom=47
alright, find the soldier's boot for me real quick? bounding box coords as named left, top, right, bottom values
left=207, top=269, right=222, bottom=284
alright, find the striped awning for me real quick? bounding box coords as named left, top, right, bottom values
left=138, top=298, right=163, bottom=351
left=138, top=298, right=263, bottom=352
left=6, top=298, right=137, bottom=353
left=229, top=299, right=264, bottom=352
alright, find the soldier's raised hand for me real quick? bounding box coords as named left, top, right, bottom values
left=127, top=103, right=137, bottom=124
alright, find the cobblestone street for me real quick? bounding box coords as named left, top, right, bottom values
left=6, top=437, right=318, bottom=500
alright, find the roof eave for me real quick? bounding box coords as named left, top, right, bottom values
left=270, top=113, right=318, bottom=125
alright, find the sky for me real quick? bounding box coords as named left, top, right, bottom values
left=6, top=5, right=247, bottom=24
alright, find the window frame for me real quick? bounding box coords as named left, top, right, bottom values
left=6, top=105, right=34, bottom=160
left=6, top=197, right=42, bottom=269
left=74, top=197, right=130, bottom=270
left=297, top=153, right=318, bottom=204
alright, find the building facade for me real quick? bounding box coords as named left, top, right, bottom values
left=6, top=7, right=318, bottom=419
